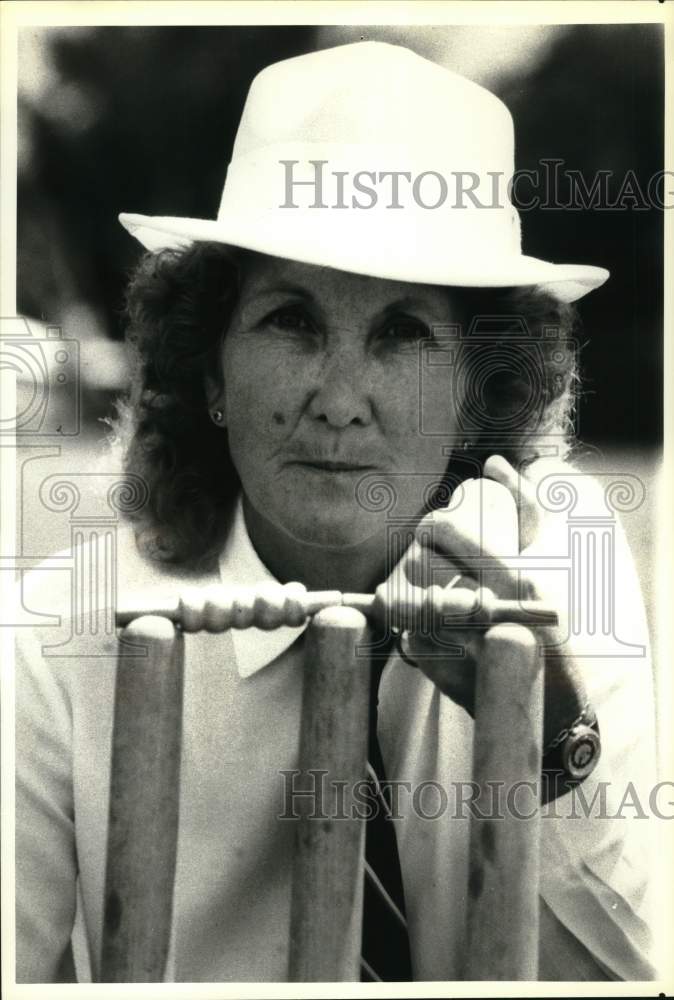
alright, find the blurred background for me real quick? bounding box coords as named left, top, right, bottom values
left=17, top=24, right=664, bottom=442
left=15, top=24, right=664, bottom=644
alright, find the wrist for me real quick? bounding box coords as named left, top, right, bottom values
left=541, top=708, right=601, bottom=803
left=542, top=649, right=590, bottom=748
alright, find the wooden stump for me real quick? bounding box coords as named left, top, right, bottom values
left=100, top=615, right=184, bottom=982
left=288, top=606, right=371, bottom=982
left=465, top=624, right=543, bottom=980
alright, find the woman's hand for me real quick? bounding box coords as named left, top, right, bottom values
left=390, top=454, right=590, bottom=750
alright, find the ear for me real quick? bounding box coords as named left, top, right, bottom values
left=204, top=374, right=226, bottom=422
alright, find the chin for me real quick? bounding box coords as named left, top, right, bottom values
left=279, top=505, right=381, bottom=551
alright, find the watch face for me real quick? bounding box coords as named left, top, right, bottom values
left=562, top=725, right=601, bottom=779
left=572, top=741, right=594, bottom=770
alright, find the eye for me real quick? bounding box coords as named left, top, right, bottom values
left=379, top=315, right=431, bottom=345
left=265, top=305, right=316, bottom=334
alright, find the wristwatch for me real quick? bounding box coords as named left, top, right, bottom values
left=543, top=707, right=601, bottom=783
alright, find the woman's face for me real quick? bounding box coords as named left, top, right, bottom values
left=215, top=254, right=463, bottom=548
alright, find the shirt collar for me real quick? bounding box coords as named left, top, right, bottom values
left=218, top=497, right=307, bottom=678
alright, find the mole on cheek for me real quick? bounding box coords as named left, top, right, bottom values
left=272, top=412, right=286, bottom=426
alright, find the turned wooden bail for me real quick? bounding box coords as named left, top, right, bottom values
left=115, top=583, right=558, bottom=631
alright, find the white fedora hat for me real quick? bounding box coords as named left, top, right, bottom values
left=119, top=41, right=608, bottom=303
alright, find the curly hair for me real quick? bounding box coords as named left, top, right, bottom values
left=114, top=242, right=580, bottom=569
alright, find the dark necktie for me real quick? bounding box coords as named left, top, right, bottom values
left=360, top=635, right=413, bottom=982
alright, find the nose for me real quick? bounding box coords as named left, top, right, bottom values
left=307, top=341, right=372, bottom=429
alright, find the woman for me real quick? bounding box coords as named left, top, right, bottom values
left=16, top=41, right=657, bottom=983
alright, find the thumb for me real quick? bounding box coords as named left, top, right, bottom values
left=482, top=454, right=542, bottom=550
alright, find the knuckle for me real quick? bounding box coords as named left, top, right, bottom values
left=403, top=542, right=429, bottom=587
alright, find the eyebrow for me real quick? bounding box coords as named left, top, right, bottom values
left=366, top=297, right=450, bottom=333
left=377, top=296, right=441, bottom=317
left=246, top=286, right=439, bottom=308
left=239, top=286, right=446, bottom=325
left=243, top=283, right=315, bottom=303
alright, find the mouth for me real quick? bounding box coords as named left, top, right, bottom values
left=290, top=460, right=377, bottom=474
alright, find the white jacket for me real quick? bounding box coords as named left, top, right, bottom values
left=15, top=491, right=659, bottom=983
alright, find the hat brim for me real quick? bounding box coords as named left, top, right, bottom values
left=119, top=212, right=609, bottom=304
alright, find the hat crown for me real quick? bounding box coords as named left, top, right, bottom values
left=119, top=41, right=609, bottom=302
left=233, top=41, right=514, bottom=174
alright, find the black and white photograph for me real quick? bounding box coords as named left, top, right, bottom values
left=2, top=2, right=672, bottom=994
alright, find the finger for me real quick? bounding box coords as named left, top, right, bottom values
left=407, top=622, right=482, bottom=662
left=415, top=478, right=519, bottom=594
left=403, top=627, right=480, bottom=716
left=403, top=538, right=463, bottom=589
left=483, top=453, right=542, bottom=550
left=417, top=477, right=518, bottom=560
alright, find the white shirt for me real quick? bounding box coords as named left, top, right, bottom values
left=15, top=496, right=658, bottom=982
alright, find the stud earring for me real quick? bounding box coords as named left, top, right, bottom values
left=211, top=409, right=224, bottom=425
